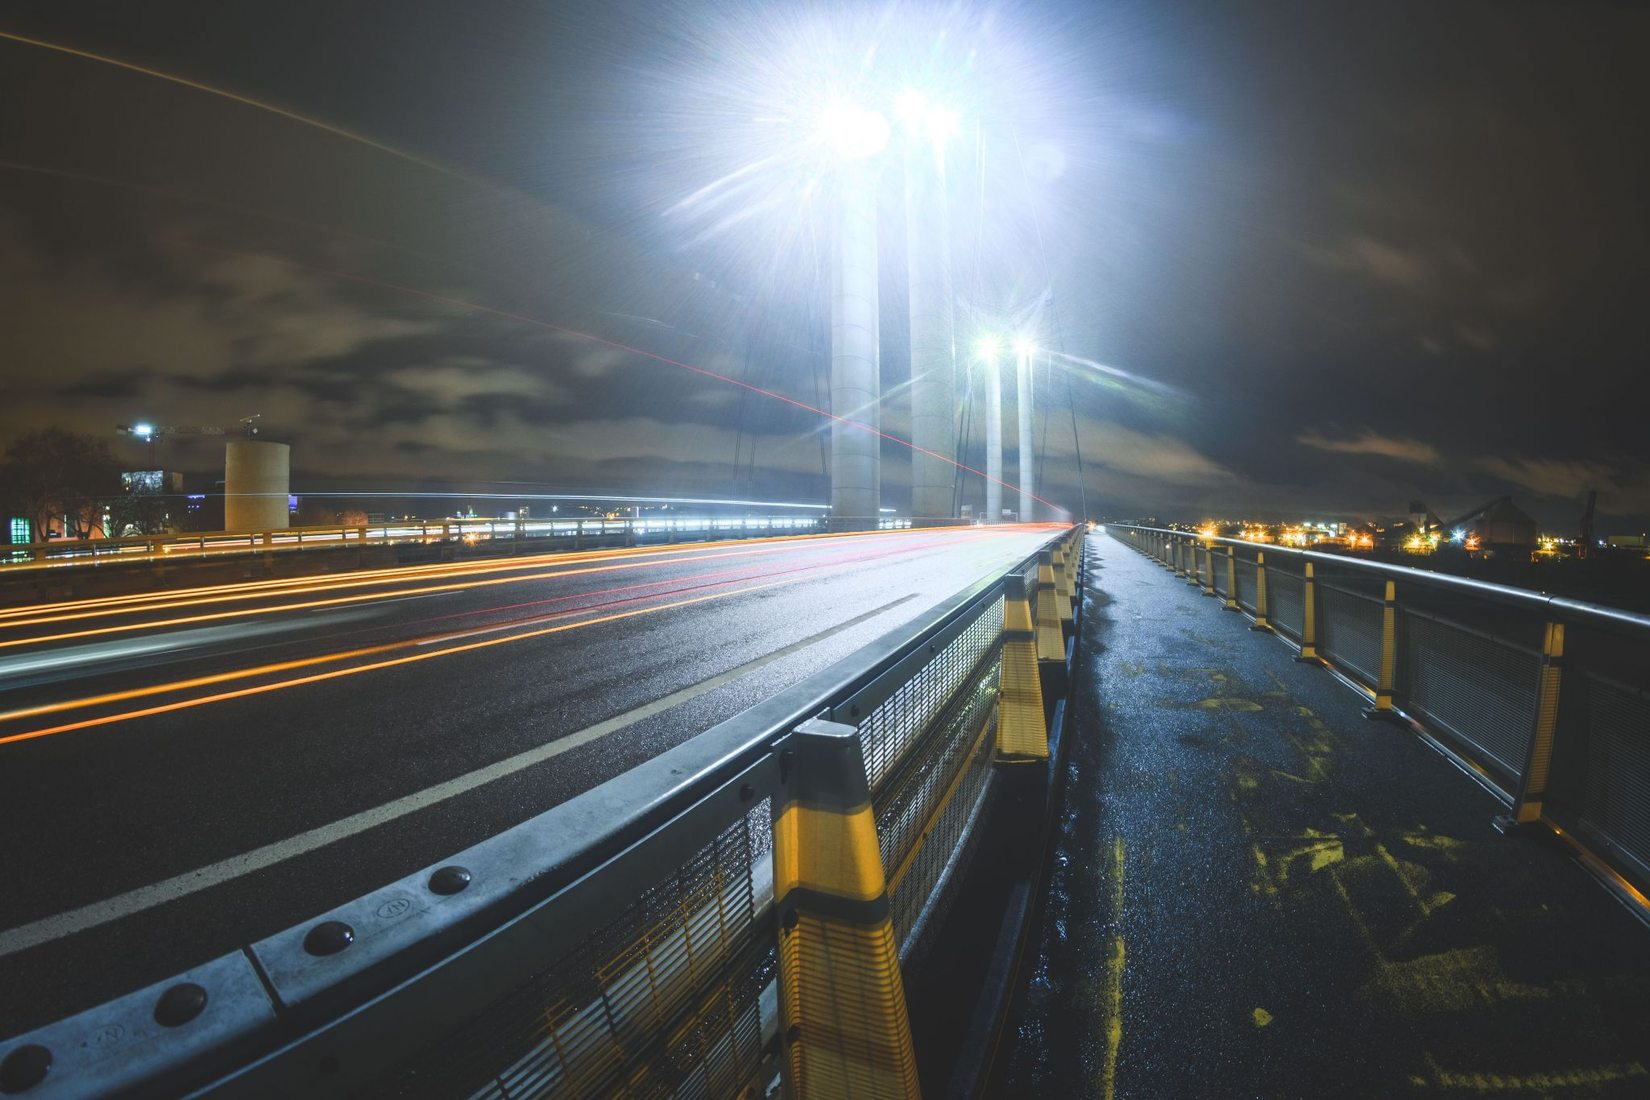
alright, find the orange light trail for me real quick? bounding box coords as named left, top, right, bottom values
left=0, top=537, right=820, bottom=632
left=0, top=575, right=802, bottom=747
left=0, top=530, right=990, bottom=745
left=0, top=527, right=993, bottom=644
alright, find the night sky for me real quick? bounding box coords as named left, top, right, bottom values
left=2, top=1, right=1646, bottom=529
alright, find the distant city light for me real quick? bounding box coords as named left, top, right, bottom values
left=131, top=422, right=154, bottom=438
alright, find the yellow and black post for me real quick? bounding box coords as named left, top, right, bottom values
left=1249, top=551, right=1272, bottom=632
left=1034, top=550, right=1066, bottom=663
left=997, top=571, right=1049, bottom=763
left=1295, top=561, right=1321, bottom=661
left=774, top=718, right=921, bottom=1099
left=1223, top=546, right=1240, bottom=611
left=1363, top=579, right=1402, bottom=721
left=1498, top=621, right=1566, bottom=830
left=1052, top=545, right=1076, bottom=625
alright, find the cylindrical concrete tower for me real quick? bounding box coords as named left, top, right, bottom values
left=984, top=353, right=1002, bottom=525
left=830, top=158, right=880, bottom=531
left=905, top=144, right=957, bottom=527
left=224, top=440, right=291, bottom=531
left=1016, top=344, right=1035, bottom=522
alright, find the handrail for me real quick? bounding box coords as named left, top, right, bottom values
left=1110, top=523, right=1650, bottom=636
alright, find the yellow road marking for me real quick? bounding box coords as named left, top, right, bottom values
left=1101, top=834, right=1125, bottom=1100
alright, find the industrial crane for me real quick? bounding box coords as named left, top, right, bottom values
left=116, top=416, right=261, bottom=465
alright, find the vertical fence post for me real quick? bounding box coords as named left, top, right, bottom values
left=775, top=718, right=920, bottom=1099
left=1186, top=542, right=1203, bottom=586
left=1249, top=551, right=1272, bottom=631
left=1172, top=536, right=1185, bottom=576
left=1497, top=622, right=1566, bottom=830
left=1052, top=545, right=1075, bottom=625
left=1224, top=546, right=1239, bottom=611
left=1363, top=580, right=1401, bottom=720
left=997, top=572, right=1049, bottom=762
left=1295, top=561, right=1321, bottom=661
left=1202, top=543, right=1217, bottom=597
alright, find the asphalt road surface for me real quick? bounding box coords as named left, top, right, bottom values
left=0, top=524, right=1063, bottom=1037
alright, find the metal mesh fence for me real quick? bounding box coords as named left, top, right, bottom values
left=373, top=804, right=772, bottom=1100
left=1550, top=627, right=1650, bottom=877
left=1268, top=567, right=1304, bottom=643
left=1396, top=609, right=1539, bottom=780
left=1318, top=583, right=1383, bottom=686
left=1234, top=559, right=1258, bottom=614
left=876, top=656, right=1002, bottom=946
left=856, top=597, right=1005, bottom=794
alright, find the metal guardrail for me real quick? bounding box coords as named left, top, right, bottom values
left=1, top=515, right=918, bottom=572
left=1109, top=524, right=1650, bottom=907
left=0, top=526, right=1087, bottom=1099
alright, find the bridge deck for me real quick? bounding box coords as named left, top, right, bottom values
left=1000, top=533, right=1650, bottom=1097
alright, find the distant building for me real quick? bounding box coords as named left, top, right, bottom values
left=1606, top=534, right=1647, bottom=549
left=1444, top=496, right=1538, bottom=549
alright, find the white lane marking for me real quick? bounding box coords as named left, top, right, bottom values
left=0, top=594, right=917, bottom=958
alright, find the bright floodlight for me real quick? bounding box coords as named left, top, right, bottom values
left=819, top=103, right=890, bottom=159
left=895, top=88, right=960, bottom=147
left=132, top=422, right=154, bottom=438
left=977, top=336, right=1002, bottom=360
left=895, top=88, right=928, bottom=128
left=1014, top=336, right=1036, bottom=357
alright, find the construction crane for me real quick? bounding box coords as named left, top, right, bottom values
left=116, top=415, right=261, bottom=465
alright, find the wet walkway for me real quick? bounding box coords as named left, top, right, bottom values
left=997, top=531, right=1650, bottom=1098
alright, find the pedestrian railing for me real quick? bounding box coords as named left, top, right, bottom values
left=0, top=526, right=1086, bottom=1099
left=1110, top=524, right=1650, bottom=906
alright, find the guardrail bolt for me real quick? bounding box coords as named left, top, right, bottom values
left=302, top=920, right=356, bottom=957
left=428, top=866, right=472, bottom=896
left=0, top=1044, right=51, bottom=1094
left=153, top=982, right=209, bottom=1027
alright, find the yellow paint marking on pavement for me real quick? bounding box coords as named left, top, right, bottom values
left=1252, top=1007, right=1273, bottom=1028
left=1100, top=834, right=1126, bottom=1100
left=1196, top=697, right=1262, bottom=711
left=1422, top=1051, right=1647, bottom=1093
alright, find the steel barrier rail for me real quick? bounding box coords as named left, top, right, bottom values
left=0, top=525, right=1087, bottom=1099
left=1108, top=523, right=1650, bottom=910
left=0, top=516, right=869, bottom=573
